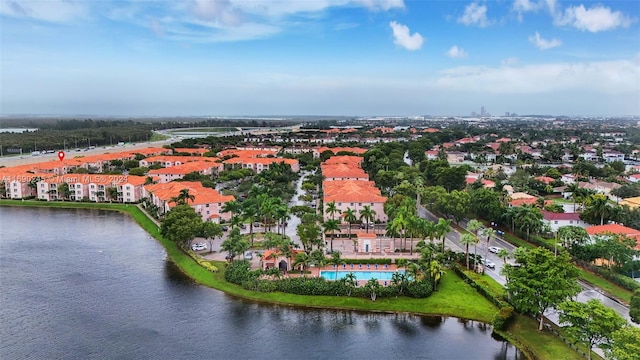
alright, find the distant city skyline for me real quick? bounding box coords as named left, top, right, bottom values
left=1, top=0, right=639, bottom=116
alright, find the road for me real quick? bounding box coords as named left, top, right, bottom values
left=417, top=205, right=636, bottom=326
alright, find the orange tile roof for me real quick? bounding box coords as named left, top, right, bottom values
left=148, top=162, right=218, bottom=176
left=321, top=163, right=369, bottom=179
left=587, top=224, right=640, bottom=250
left=535, top=176, right=555, bottom=184
left=316, top=146, right=367, bottom=155
left=322, top=155, right=363, bottom=165
left=217, top=149, right=278, bottom=158
left=173, top=148, right=209, bottom=155
left=144, top=181, right=234, bottom=205
left=323, top=180, right=386, bottom=203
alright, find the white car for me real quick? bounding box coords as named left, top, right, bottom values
left=482, top=258, right=496, bottom=269
left=488, top=246, right=501, bottom=254
left=191, top=243, right=208, bottom=251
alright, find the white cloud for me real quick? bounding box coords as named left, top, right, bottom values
left=435, top=59, right=639, bottom=95
left=0, top=0, right=88, bottom=22
left=389, top=21, right=424, bottom=51
left=528, top=32, right=562, bottom=50
left=512, top=0, right=541, bottom=21
left=193, top=0, right=242, bottom=26
left=458, top=2, right=491, bottom=28
left=447, top=45, right=467, bottom=59
left=501, top=57, right=519, bottom=66
left=554, top=4, right=634, bottom=32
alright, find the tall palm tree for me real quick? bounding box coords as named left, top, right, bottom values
left=327, top=251, right=345, bottom=280
left=241, top=200, right=259, bottom=246
left=293, top=251, right=311, bottom=276
left=584, top=193, right=611, bottom=226
left=497, top=248, right=510, bottom=265
left=387, top=215, right=404, bottom=252
left=323, top=219, right=341, bottom=253
left=325, top=201, right=339, bottom=221
left=566, top=183, right=580, bottom=212
left=460, top=233, right=477, bottom=270
left=480, top=227, right=497, bottom=274
left=435, top=218, right=452, bottom=253
left=275, top=204, right=290, bottom=239
left=178, top=188, right=195, bottom=204
left=343, top=207, right=357, bottom=238
left=359, top=205, right=376, bottom=233
left=343, top=272, right=357, bottom=296
left=514, top=204, right=543, bottom=239
left=428, top=260, right=446, bottom=291
left=221, top=200, right=241, bottom=223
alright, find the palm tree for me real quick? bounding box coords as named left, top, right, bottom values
left=325, top=201, right=339, bottom=221
left=359, top=205, right=376, bottom=233
left=221, top=200, right=241, bottom=223
left=275, top=204, right=290, bottom=239
left=178, top=188, right=195, bottom=204
left=259, top=196, right=279, bottom=232
left=497, top=248, right=510, bottom=264
left=566, top=183, right=580, bottom=212
left=365, top=278, right=381, bottom=301
left=406, top=262, right=423, bottom=282
left=480, top=227, right=497, bottom=274
left=583, top=193, right=611, bottom=226
left=293, top=252, right=311, bottom=276
left=327, top=251, right=345, bottom=280
left=342, top=272, right=357, bottom=296
left=390, top=271, right=408, bottom=297
left=323, top=219, right=341, bottom=253
left=201, top=221, right=223, bottom=253
left=343, top=208, right=357, bottom=238
left=502, top=206, right=520, bottom=233
left=514, top=204, right=543, bottom=239
left=460, top=233, right=477, bottom=270
left=242, top=201, right=259, bottom=246
left=428, top=260, right=446, bottom=291
left=435, top=218, right=452, bottom=253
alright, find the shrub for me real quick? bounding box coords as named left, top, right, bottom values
left=406, top=280, right=434, bottom=298
left=631, top=289, right=640, bottom=324
left=224, top=260, right=252, bottom=284
left=492, top=306, right=515, bottom=330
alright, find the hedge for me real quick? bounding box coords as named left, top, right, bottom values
left=575, top=259, right=640, bottom=292
left=452, top=265, right=515, bottom=330
left=186, top=250, right=219, bottom=272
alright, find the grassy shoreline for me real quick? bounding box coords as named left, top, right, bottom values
left=1, top=200, right=587, bottom=359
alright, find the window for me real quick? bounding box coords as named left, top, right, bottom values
left=359, top=203, right=362, bottom=206
left=338, top=202, right=342, bottom=206
left=569, top=220, right=573, bottom=224
left=370, top=203, right=374, bottom=206
left=127, top=186, right=131, bottom=190
left=554, top=221, right=558, bottom=224
left=350, top=203, right=355, bottom=206
left=126, top=192, right=130, bottom=196
left=91, top=184, right=95, bottom=189
left=206, top=204, right=209, bottom=208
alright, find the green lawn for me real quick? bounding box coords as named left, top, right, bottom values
left=149, top=133, right=170, bottom=141
left=503, top=315, right=598, bottom=360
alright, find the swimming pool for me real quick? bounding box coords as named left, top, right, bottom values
left=320, top=270, right=404, bottom=281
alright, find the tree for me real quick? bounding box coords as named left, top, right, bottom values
left=200, top=221, right=223, bottom=253
left=594, top=233, right=636, bottom=271
left=439, top=190, right=471, bottom=224
left=292, top=252, right=311, bottom=276
left=327, top=251, right=345, bottom=280
left=171, top=188, right=195, bottom=205
left=359, top=205, right=377, bottom=233
left=497, top=248, right=510, bottom=265
left=365, top=278, right=381, bottom=301
left=297, top=222, right=322, bottom=253
left=343, top=207, right=358, bottom=239
left=342, top=272, right=357, bottom=296
left=221, top=200, right=242, bottom=222
left=435, top=218, right=452, bottom=253
left=391, top=271, right=408, bottom=297
left=581, top=193, right=612, bottom=226
left=241, top=200, right=259, bottom=246
left=57, top=182, right=71, bottom=200
left=503, top=247, right=581, bottom=331
left=323, top=219, right=341, bottom=254
left=106, top=186, right=119, bottom=202
left=631, top=289, right=640, bottom=324
left=557, top=225, right=590, bottom=250
left=220, top=227, right=249, bottom=261
left=558, top=299, right=626, bottom=360
left=607, top=326, right=640, bottom=360
left=161, top=204, right=203, bottom=249
left=460, top=233, right=477, bottom=270
left=325, top=201, right=339, bottom=221
left=428, top=260, right=445, bottom=291
left=514, top=204, right=543, bottom=240
left=469, top=188, right=504, bottom=222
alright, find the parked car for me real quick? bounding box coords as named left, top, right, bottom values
left=488, top=246, right=501, bottom=253
left=191, top=243, right=208, bottom=251
left=253, top=222, right=261, bottom=227
left=244, top=252, right=253, bottom=260
left=221, top=226, right=229, bottom=231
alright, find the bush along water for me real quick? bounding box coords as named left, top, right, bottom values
left=224, top=261, right=434, bottom=300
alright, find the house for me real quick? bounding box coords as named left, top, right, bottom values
left=534, top=176, right=556, bottom=185
left=261, top=249, right=305, bottom=271
left=222, top=157, right=299, bottom=174
left=586, top=224, right=640, bottom=251
left=143, top=181, right=235, bottom=222
left=312, top=146, right=367, bottom=158
left=323, top=180, right=387, bottom=223
left=321, top=162, right=369, bottom=181
left=542, top=211, right=587, bottom=232
left=603, top=150, right=625, bottom=163
left=619, top=196, right=640, bottom=209
left=148, top=161, right=221, bottom=183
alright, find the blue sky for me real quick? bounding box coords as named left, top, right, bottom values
left=1, top=0, right=639, bottom=116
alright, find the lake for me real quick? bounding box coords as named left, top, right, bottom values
left=0, top=207, right=521, bottom=359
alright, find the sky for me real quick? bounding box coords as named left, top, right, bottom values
left=1, top=0, right=639, bottom=117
